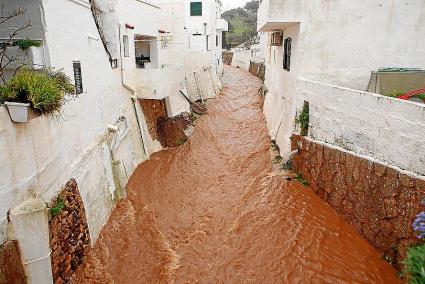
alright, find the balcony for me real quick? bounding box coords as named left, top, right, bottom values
left=216, top=18, right=229, bottom=31
left=134, top=64, right=185, bottom=100
left=257, top=0, right=301, bottom=32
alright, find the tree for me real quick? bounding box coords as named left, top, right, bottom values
left=244, top=0, right=259, bottom=14
left=0, top=6, right=31, bottom=84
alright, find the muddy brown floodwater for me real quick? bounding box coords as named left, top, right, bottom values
left=73, top=66, right=400, bottom=283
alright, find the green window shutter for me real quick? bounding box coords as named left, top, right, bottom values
left=190, top=2, right=202, bottom=16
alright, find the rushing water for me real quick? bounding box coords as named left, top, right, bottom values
left=73, top=66, right=399, bottom=283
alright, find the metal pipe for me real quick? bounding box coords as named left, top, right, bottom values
left=118, top=23, right=149, bottom=159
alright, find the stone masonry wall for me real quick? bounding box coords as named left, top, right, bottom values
left=49, top=179, right=91, bottom=284
left=291, top=135, right=425, bottom=269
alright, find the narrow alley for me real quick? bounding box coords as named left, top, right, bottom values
left=73, top=67, right=399, bottom=283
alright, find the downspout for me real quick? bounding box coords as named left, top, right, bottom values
left=118, top=23, right=149, bottom=159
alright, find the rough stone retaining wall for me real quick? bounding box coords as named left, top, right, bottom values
left=0, top=240, right=26, bottom=284
left=49, top=179, right=91, bottom=284
left=291, top=134, right=425, bottom=269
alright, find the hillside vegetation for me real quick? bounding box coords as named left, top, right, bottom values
left=222, top=0, right=258, bottom=48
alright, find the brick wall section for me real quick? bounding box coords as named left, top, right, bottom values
left=0, top=241, right=26, bottom=284
left=49, top=179, right=91, bottom=284
left=291, top=134, right=425, bottom=269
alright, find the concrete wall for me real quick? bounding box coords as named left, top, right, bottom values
left=300, top=79, right=425, bottom=176
left=231, top=50, right=251, bottom=71
left=0, top=0, right=224, bottom=254
left=0, top=0, right=146, bottom=246
left=0, top=0, right=46, bottom=41
left=259, top=0, right=425, bottom=168
left=258, top=0, right=425, bottom=91
left=262, top=24, right=300, bottom=155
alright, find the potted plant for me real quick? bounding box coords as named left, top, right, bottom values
left=0, top=69, right=75, bottom=123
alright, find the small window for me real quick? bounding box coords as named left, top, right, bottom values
left=190, top=2, right=202, bottom=16
left=206, top=35, right=210, bottom=51
left=73, top=61, right=83, bottom=94
left=283, top=37, right=292, bottom=71
left=123, top=35, right=129, bottom=57
left=216, top=35, right=219, bottom=47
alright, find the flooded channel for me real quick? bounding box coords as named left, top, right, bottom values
left=73, top=66, right=399, bottom=283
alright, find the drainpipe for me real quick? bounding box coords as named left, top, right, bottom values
left=118, top=23, right=149, bottom=159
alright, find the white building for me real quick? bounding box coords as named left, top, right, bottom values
left=0, top=0, right=226, bottom=282
left=257, top=0, right=425, bottom=176
left=183, top=0, right=228, bottom=73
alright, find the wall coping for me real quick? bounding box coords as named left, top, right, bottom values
left=298, top=77, right=425, bottom=110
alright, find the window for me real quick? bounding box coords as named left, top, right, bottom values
left=216, top=35, right=218, bottom=47
left=206, top=35, right=210, bottom=51
left=190, top=2, right=202, bottom=16
left=123, top=35, right=129, bottom=57
left=73, top=61, right=83, bottom=94
left=283, top=37, right=292, bottom=71
left=270, top=31, right=282, bottom=46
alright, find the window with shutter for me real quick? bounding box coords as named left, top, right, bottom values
left=283, top=37, right=292, bottom=71
left=190, top=2, right=202, bottom=16
left=73, top=61, right=83, bottom=94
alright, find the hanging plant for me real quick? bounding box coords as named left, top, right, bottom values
left=0, top=69, right=76, bottom=122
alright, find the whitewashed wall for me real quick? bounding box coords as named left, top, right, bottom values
left=231, top=50, right=251, bottom=71
left=259, top=0, right=425, bottom=166
left=300, top=79, right=425, bottom=176
left=0, top=0, right=146, bottom=244
left=262, top=24, right=300, bottom=155
left=258, top=0, right=425, bottom=91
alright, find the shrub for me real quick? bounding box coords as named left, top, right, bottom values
left=51, top=197, right=65, bottom=217
left=0, top=69, right=75, bottom=115
left=0, top=85, right=17, bottom=103
left=13, top=39, right=42, bottom=50
left=403, top=243, right=425, bottom=284
left=296, top=102, right=309, bottom=136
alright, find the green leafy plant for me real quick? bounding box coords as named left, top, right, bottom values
left=0, top=69, right=75, bottom=115
left=295, top=173, right=309, bottom=186
left=51, top=197, right=65, bottom=217
left=403, top=243, right=425, bottom=284
left=296, top=102, right=310, bottom=136
left=13, top=39, right=42, bottom=50
left=0, top=85, right=16, bottom=103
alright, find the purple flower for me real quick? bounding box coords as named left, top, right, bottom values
left=413, top=211, right=425, bottom=239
